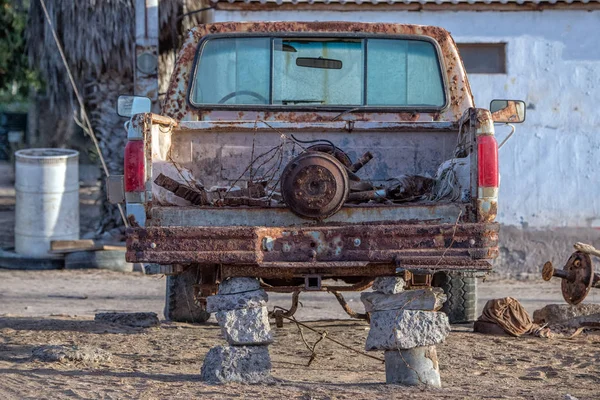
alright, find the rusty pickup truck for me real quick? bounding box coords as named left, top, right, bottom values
left=111, top=22, right=525, bottom=324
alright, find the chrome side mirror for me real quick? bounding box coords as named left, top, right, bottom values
left=490, top=100, right=526, bottom=123
left=117, top=95, right=152, bottom=117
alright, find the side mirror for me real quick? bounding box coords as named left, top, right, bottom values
left=117, top=95, right=152, bottom=117
left=490, top=100, right=526, bottom=123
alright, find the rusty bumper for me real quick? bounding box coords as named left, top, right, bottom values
left=126, top=222, right=498, bottom=278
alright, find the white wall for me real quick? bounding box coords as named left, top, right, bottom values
left=212, top=10, right=600, bottom=228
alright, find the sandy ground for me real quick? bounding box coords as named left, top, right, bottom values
left=0, top=162, right=599, bottom=398
left=0, top=270, right=599, bottom=399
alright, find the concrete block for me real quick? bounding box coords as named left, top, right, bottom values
left=200, top=345, right=272, bottom=384
left=361, top=288, right=446, bottom=313
left=366, top=310, right=450, bottom=351
left=218, top=277, right=261, bottom=295
left=372, top=276, right=406, bottom=294
left=216, top=306, right=273, bottom=345
left=206, top=289, right=268, bottom=313
left=384, top=346, right=441, bottom=387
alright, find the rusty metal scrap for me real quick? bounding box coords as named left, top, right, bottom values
left=214, top=197, right=271, bottom=207
left=330, top=290, right=370, bottom=321
left=155, top=173, right=269, bottom=207
left=280, top=151, right=349, bottom=220
left=346, top=175, right=435, bottom=204
left=126, top=221, right=499, bottom=275
left=349, top=151, right=373, bottom=173
left=347, top=189, right=387, bottom=203
left=154, top=173, right=208, bottom=205
left=542, top=250, right=600, bottom=305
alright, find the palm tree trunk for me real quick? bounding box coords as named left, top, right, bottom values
left=85, top=71, right=133, bottom=235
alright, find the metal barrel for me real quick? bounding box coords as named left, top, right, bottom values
left=14, top=148, right=79, bottom=257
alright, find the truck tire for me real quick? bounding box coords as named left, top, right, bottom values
left=164, top=267, right=211, bottom=323
left=432, top=272, right=477, bottom=324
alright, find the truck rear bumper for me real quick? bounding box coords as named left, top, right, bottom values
left=126, top=221, right=498, bottom=278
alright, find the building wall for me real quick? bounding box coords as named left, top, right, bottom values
left=211, top=9, right=600, bottom=229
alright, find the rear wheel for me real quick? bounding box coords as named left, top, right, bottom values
left=164, top=266, right=211, bottom=323
left=432, top=272, right=477, bottom=324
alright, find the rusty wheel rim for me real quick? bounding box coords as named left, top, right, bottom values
left=561, top=251, right=593, bottom=305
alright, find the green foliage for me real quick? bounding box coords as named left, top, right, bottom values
left=0, top=0, right=40, bottom=102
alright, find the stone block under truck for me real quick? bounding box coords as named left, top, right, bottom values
left=112, top=22, right=525, bottom=324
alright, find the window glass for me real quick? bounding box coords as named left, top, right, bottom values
left=192, top=37, right=270, bottom=104
left=457, top=43, right=506, bottom=74
left=367, top=39, right=445, bottom=107
left=272, top=39, right=363, bottom=106
left=191, top=36, right=445, bottom=108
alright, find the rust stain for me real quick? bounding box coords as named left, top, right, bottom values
left=161, top=21, right=474, bottom=122
left=125, top=221, right=499, bottom=275
left=477, top=200, right=498, bottom=223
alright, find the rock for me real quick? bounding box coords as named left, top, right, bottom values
left=218, top=277, right=261, bottom=295
left=366, top=310, right=450, bottom=351
left=564, top=395, right=579, bottom=400
left=384, top=347, right=441, bottom=387
left=200, top=345, right=272, bottom=383
left=533, top=304, right=600, bottom=326
left=94, top=312, right=160, bottom=328
left=216, top=307, right=272, bottom=345
left=372, top=276, right=405, bottom=294
left=361, top=288, right=446, bottom=313
left=32, top=345, right=112, bottom=363
left=206, top=289, right=268, bottom=313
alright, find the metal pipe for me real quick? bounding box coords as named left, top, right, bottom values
left=349, top=151, right=373, bottom=173
left=330, top=290, right=369, bottom=322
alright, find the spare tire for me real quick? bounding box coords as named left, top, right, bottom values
left=64, top=250, right=133, bottom=272
left=432, top=271, right=477, bottom=324
left=164, top=266, right=211, bottom=323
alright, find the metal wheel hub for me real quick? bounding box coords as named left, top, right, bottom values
left=561, top=251, right=593, bottom=305
left=281, top=151, right=349, bottom=220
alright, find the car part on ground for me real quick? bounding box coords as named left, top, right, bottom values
left=542, top=242, right=600, bottom=305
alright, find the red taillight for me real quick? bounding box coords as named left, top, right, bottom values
left=124, top=140, right=145, bottom=192
left=477, top=135, right=499, bottom=188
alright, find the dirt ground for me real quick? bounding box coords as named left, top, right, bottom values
left=1, top=269, right=599, bottom=400
left=0, top=163, right=599, bottom=399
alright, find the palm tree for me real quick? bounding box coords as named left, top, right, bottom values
left=27, top=0, right=208, bottom=234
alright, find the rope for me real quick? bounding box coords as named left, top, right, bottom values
left=39, top=0, right=128, bottom=228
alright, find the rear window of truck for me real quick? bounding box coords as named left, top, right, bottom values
left=189, top=36, right=446, bottom=109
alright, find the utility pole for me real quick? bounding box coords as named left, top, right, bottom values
left=134, top=0, right=159, bottom=112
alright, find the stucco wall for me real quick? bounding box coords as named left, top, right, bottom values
left=211, top=9, right=600, bottom=229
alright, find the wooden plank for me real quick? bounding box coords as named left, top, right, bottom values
left=50, top=240, right=126, bottom=254
left=50, top=240, right=96, bottom=252
left=101, top=244, right=127, bottom=251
